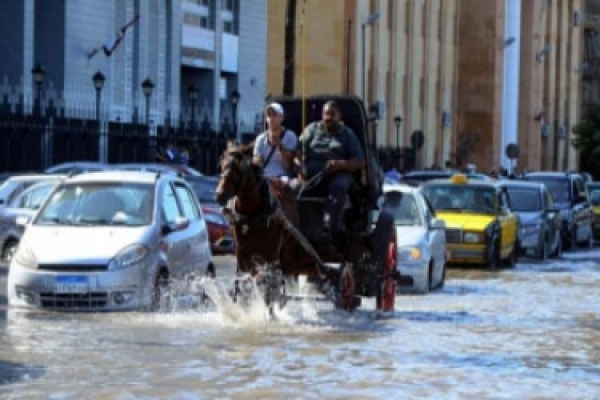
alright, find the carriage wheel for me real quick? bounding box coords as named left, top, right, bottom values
left=377, top=227, right=397, bottom=312
left=337, top=264, right=357, bottom=311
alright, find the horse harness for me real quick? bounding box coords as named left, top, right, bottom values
left=223, top=178, right=279, bottom=235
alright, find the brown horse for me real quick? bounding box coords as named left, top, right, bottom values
left=215, top=145, right=329, bottom=280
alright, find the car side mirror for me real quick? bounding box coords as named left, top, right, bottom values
left=161, top=216, right=190, bottom=235
left=16, top=215, right=31, bottom=227
left=430, top=218, right=445, bottom=230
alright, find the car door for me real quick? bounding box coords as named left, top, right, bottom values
left=498, top=190, right=517, bottom=255
left=573, top=177, right=593, bottom=242
left=160, top=181, right=188, bottom=273
left=420, top=193, right=445, bottom=282
left=173, top=181, right=211, bottom=274
left=543, top=187, right=560, bottom=250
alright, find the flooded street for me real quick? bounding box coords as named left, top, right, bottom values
left=1, top=251, right=600, bottom=399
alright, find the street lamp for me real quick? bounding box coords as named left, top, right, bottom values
left=92, top=71, right=105, bottom=123
left=141, top=78, right=154, bottom=126
left=394, top=115, right=403, bottom=150
left=361, top=11, right=380, bottom=103
left=187, top=84, right=198, bottom=131
left=230, top=89, right=240, bottom=141
left=31, top=63, right=45, bottom=116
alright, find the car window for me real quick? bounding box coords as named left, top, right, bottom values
left=174, top=184, right=200, bottom=220
left=544, top=188, right=553, bottom=209
left=16, top=184, right=55, bottom=209
left=506, top=188, right=541, bottom=211
left=162, top=183, right=183, bottom=224
left=423, top=184, right=496, bottom=214
left=381, top=192, right=422, bottom=226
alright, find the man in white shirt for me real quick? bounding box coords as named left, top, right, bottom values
left=253, top=102, right=298, bottom=179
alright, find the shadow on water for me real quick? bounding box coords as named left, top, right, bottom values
left=394, top=310, right=482, bottom=324
left=0, top=360, right=45, bottom=385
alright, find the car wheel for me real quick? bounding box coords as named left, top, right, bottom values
left=553, top=233, right=563, bottom=258
left=2, top=240, right=18, bottom=263
left=588, top=228, right=594, bottom=249
left=537, top=235, right=549, bottom=261
left=504, top=244, right=517, bottom=268
left=486, top=236, right=500, bottom=270
left=152, top=270, right=171, bottom=311
left=437, top=261, right=446, bottom=290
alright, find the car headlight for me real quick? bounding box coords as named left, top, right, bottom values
left=108, top=244, right=149, bottom=271
left=13, top=245, right=37, bottom=269
left=463, top=232, right=484, bottom=243
left=520, top=224, right=542, bottom=235
left=398, top=246, right=422, bottom=262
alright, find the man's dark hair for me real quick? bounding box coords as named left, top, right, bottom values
left=323, top=100, right=341, bottom=115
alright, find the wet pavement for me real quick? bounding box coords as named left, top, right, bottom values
left=0, top=250, right=599, bottom=399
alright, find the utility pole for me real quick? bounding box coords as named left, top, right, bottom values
left=283, top=0, right=297, bottom=95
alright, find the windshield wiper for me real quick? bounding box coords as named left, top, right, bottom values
left=40, top=216, right=72, bottom=225
left=76, top=217, right=110, bottom=225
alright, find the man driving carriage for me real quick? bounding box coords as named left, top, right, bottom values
left=297, top=100, right=365, bottom=250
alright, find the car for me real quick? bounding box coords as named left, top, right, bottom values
left=377, top=184, right=446, bottom=294
left=0, top=180, right=61, bottom=262
left=587, top=181, right=600, bottom=240
left=523, top=171, right=593, bottom=250
left=0, top=174, right=66, bottom=208
left=8, top=170, right=214, bottom=311
left=45, top=161, right=110, bottom=174
left=112, top=162, right=203, bottom=177
left=499, top=180, right=562, bottom=260
left=401, top=170, right=492, bottom=186
left=185, top=175, right=234, bottom=255
left=421, top=173, right=519, bottom=269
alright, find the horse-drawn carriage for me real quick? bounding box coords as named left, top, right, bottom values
left=215, top=95, right=405, bottom=314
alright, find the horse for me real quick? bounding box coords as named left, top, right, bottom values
left=215, top=145, right=331, bottom=282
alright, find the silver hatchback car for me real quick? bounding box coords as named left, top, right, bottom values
left=8, top=171, right=214, bottom=311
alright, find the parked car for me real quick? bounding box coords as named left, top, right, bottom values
left=8, top=171, right=214, bottom=311
left=0, top=174, right=66, bottom=208
left=185, top=175, right=234, bottom=255
left=524, top=171, right=593, bottom=250
left=0, top=180, right=61, bottom=262
left=587, top=181, right=600, bottom=240
left=401, top=170, right=491, bottom=186
left=377, top=184, right=446, bottom=294
left=500, top=180, right=562, bottom=260
left=112, top=163, right=203, bottom=177
left=45, top=161, right=110, bottom=175
left=422, top=174, right=519, bottom=269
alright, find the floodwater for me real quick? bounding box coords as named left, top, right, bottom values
left=1, top=250, right=599, bottom=399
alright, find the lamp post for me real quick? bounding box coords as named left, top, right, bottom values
left=361, top=11, right=379, bottom=103
left=230, top=89, right=240, bottom=141
left=141, top=78, right=154, bottom=127
left=31, top=63, right=45, bottom=116
left=92, top=71, right=105, bottom=123
left=369, top=102, right=380, bottom=163
left=187, top=84, right=198, bottom=132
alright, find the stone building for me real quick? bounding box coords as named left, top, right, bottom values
left=266, top=0, right=585, bottom=172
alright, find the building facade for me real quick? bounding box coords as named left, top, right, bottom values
left=266, top=0, right=585, bottom=173
left=0, top=0, right=266, bottom=136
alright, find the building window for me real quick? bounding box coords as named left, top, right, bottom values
left=222, top=0, right=235, bottom=11
left=184, top=13, right=209, bottom=28
left=223, top=20, right=234, bottom=33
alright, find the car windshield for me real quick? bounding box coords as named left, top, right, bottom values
left=380, top=192, right=422, bottom=226
left=35, top=182, right=154, bottom=226
left=423, top=185, right=496, bottom=214
left=187, top=178, right=218, bottom=204
left=505, top=188, right=541, bottom=212
left=528, top=177, right=570, bottom=204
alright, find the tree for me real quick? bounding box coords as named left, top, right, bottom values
left=571, top=103, right=600, bottom=176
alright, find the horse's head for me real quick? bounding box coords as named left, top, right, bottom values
left=215, top=146, right=261, bottom=206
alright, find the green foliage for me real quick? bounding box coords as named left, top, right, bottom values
left=572, top=103, right=600, bottom=172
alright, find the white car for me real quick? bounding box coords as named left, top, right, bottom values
left=380, top=184, right=447, bottom=294
left=0, top=174, right=65, bottom=208
left=8, top=171, right=214, bottom=311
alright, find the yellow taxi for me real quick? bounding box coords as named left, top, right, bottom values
left=587, top=182, right=600, bottom=239
left=421, top=174, right=519, bottom=269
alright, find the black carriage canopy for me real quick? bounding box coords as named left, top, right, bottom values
left=269, top=95, right=383, bottom=207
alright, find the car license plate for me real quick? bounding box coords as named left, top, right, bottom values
left=54, top=276, right=89, bottom=293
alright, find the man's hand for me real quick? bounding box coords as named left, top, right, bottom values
left=326, top=159, right=340, bottom=173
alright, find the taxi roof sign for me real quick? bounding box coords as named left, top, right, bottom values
left=450, top=173, right=468, bottom=184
